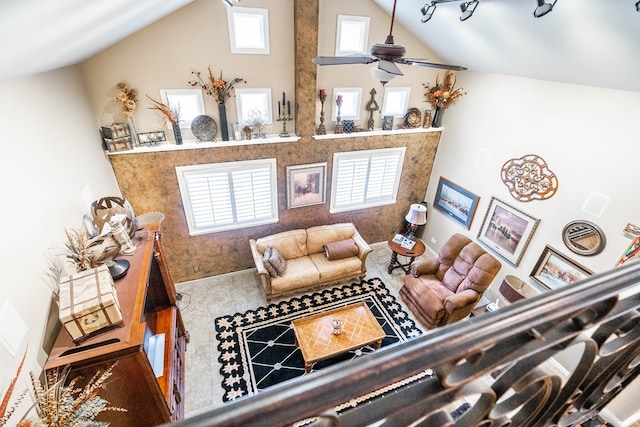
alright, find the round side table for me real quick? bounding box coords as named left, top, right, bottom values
left=387, top=236, right=426, bottom=274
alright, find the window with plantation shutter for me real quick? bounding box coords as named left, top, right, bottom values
left=176, top=159, right=278, bottom=235
left=330, top=147, right=406, bottom=213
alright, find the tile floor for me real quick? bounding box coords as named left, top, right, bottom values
left=175, top=241, right=424, bottom=418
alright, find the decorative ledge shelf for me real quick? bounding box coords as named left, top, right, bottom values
left=106, top=134, right=301, bottom=155
left=312, top=126, right=442, bottom=140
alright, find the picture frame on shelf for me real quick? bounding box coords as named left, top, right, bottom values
left=433, top=177, right=479, bottom=229
left=286, top=163, right=327, bottom=209
left=477, top=196, right=540, bottom=266
left=382, top=115, right=394, bottom=130
left=137, top=131, right=166, bottom=146
left=530, top=245, right=594, bottom=290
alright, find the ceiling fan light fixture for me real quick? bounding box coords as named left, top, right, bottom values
left=460, top=0, right=479, bottom=21
left=421, top=2, right=437, bottom=23
left=371, top=67, right=398, bottom=86
left=533, top=0, right=556, bottom=18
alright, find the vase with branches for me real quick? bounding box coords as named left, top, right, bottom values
left=147, top=95, right=182, bottom=145
left=422, top=71, right=467, bottom=127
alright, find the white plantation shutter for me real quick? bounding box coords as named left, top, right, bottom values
left=176, top=159, right=278, bottom=235
left=330, top=147, right=406, bottom=213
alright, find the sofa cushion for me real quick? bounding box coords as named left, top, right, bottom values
left=270, top=257, right=320, bottom=294
left=268, top=247, right=287, bottom=276
left=262, top=247, right=278, bottom=278
left=310, top=253, right=362, bottom=282
left=255, top=229, right=308, bottom=259
left=323, top=238, right=359, bottom=260
left=306, top=223, right=355, bottom=254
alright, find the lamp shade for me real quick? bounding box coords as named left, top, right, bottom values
left=405, top=204, right=427, bottom=225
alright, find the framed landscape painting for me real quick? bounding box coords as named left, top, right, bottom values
left=286, top=163, right=327, bottom=208
left=531, top=245, right=594, bottom=290
left=433, top=177, right=479, bottom=229
left=477, top=196, right=540, bottom=266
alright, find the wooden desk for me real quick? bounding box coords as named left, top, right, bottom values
left=291, top=302, right=385, bottom=373
left=387, top=236, right=426, bottom=274
left=45, top=223, right=187, bottom=426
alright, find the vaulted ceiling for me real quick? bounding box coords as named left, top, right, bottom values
left=1, top=0, right=638, bottom=92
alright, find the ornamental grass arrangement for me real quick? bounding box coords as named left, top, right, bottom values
left=188, top=66, right=246, bottom=105
left=15, top=363, right=126, bottom=427
left=115, top=83, right=137, bottom=118
left=147, top=95, right=180, bottom=126
left=422, top=71, right=466, bottom=110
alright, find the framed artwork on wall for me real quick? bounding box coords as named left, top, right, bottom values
left=477, top=196, right=540, bottom=266
left=286, top=163, right=327, bottom=209
left=530, top=245, right=594, bottom=290
left=433, top=177, right=479, bottom=229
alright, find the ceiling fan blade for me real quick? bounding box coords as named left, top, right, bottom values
left=312, top=55, right=378, bottom=66
left=378, top=60, right=403, bottom=76
left=400, top=58, right=467, bottom=71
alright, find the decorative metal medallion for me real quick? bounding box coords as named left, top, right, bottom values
left=500, top=154, right=558, bottom=202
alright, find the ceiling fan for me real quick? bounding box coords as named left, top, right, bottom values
left=312, top=0, right=467, bottom=83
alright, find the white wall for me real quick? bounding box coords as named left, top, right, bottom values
left=0, top=66, right=120, bottom=421
left=423, top=71, right=640, bottom=423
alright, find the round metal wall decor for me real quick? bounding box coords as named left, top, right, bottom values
left=500, top=154, right=558, bottom=202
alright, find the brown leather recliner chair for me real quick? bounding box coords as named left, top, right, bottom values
left=400, top=233, right=502, bottom=329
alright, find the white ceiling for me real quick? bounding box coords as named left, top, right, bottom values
left=374, top=0, right=640, bottom=92
left=1, top=0, right=639, bottom=93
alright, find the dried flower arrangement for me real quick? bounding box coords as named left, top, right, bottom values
left=147, top=95, right=180, bottom=125
left=16, top=363, right=126, bottom=426
left=0, top=348, right=28, bottom=427
left=188, top=66, right=246, bottom=105
left=62, top=228, right=95, bottom=272
left=422, top=71, right=467, bottom=109
left=115, top=83, right=137, bottom=118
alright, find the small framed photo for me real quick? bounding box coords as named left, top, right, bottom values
left=530, top=245, right=594, bottom=290
left=286, top=163, right=327, bottom=208
left=137, top=131, right=166, bottom=146
left=382, top=115, right=394, bottom=130
left=477, top=196, right=540, bottom=266
left=433, top=177, right=479, bottom=229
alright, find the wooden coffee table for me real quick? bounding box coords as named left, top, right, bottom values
left=291, top=302, right=386, bottom=373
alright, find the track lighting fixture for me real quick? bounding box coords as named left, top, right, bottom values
left=222, top=0, right=241, bottom=6
left=636, top=0, right=640, bottom=12
left=421, top=2, right=437, bottom=23
left=459, top=0, right=479, bottom=21
left=533, top=0, right=556, bottom=18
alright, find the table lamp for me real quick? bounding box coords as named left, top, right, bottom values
left=405, top=204, right=427, bottom=241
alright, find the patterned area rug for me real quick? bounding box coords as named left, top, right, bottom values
left=214, top=278, right=423, bottom=402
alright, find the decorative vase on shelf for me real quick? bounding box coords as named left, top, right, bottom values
left=172, top=123, right=183, bottom=145
left=218, top=103, right=229, bottom=141
left=432, top=106, right=444, bottom=128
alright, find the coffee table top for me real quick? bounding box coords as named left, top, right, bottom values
left=291, top=302, right=385, bottom=365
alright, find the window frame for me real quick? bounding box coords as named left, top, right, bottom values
left=331, top=87, right=363, bottom=121
left=335, top=15, right=370, bottom=56
left=235, top=88, right=273, bottom=125
left=329, top=147, right=406, bottom=214
left=226, top=6, right=270, bottom=55
left=381, top=87, right=411, bottom=118
left=176, top=158, right=278, bottom=235
left=160, top=89, right=206, bottom=129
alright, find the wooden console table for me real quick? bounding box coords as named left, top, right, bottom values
left=45, top=222, right=188, bottom=426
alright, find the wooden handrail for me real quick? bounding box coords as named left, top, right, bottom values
left=167, top=261, right=640, bottom=427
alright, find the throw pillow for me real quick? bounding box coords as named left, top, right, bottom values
left=323, top=238, right=359, bottom=260
left=262, top=247, right=278, bottom=278
left=268, top=247, right=287, bottom=276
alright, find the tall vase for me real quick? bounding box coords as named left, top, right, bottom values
left=218, top=103, right=229, bottom=141
left=432, top=107, right=445, bottom=128
left=172, top=123, right=183, bottom=145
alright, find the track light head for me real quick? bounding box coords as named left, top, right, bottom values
left=533, top=0, right=556, bottom=18
left=421, top=2, right=437, bottom=23
left=636, top=0, right=640, bottom=12
left=223, top=0, right=241, bottom=6
left=460, top=0, right=479, bottom=21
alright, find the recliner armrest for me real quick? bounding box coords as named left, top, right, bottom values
left=410, top=257, right=440, bottom=277
left=443, top=289, right=479, bottom=312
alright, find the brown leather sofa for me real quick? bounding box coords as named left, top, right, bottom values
left=400, top=233, right=502, bottom=329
